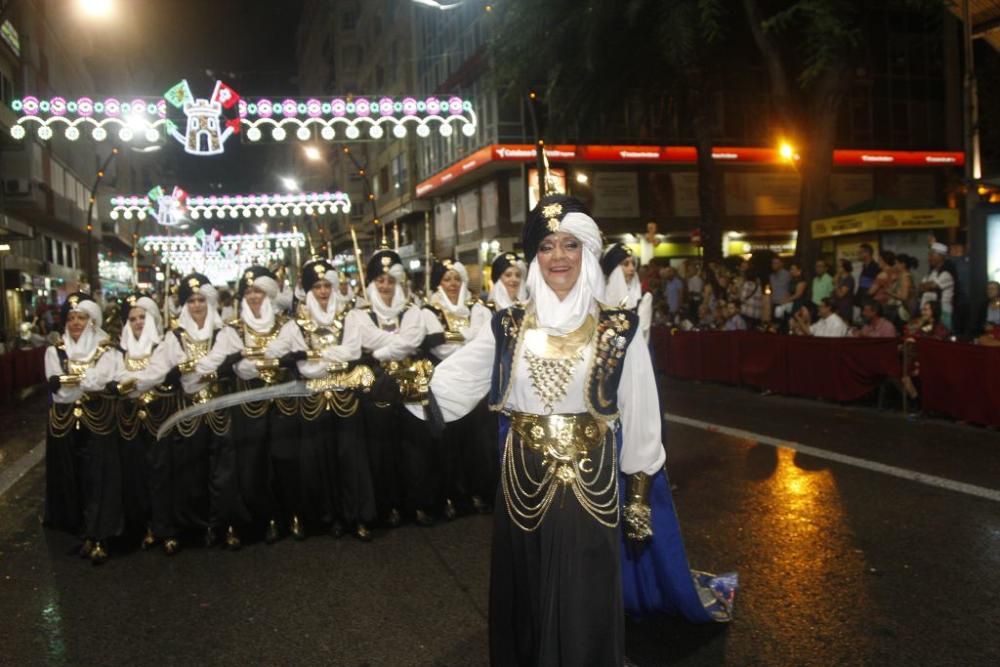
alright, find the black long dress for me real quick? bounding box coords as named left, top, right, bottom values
left=293, top=304, right=376, bottom=529
left=44, top=342, right=124, bottom=545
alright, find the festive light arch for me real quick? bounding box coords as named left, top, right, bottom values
left=111, top=187, right=352, bottom=225
left=141, top=230, right=307, bottom=285
left=10, top=80, right=478, bottom=156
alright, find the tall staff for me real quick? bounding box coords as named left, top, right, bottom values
left=350, top=225, right=367, bottom=287
left=424, top=211, right=431, bottom=297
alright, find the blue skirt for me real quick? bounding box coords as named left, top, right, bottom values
left=617, top=430, right=737, bottom=623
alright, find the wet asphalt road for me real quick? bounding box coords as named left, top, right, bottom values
left=1, top=379, right=998, bottom=666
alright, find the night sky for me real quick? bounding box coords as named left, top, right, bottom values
left=112, top=0, right=306, bottom=194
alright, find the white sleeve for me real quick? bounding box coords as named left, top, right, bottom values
left=326, top=312, right=364, bottom=362
left=638, top=293, right=653, bottom=343
left=833, top=317, right=849, bottom=337
left=464, top=303, right=491, bottom=341
left=82, top=348, right=123, bottom=392
left=374, top=307, right=425, bottom=361
left=265, top=321, right=306, bottom=358
left=132, top=339, right=180, bottom=393
left=195, top=326, right=241, bottom=374
left=617, top=333, right=667, bottom=476
left=405, top=319, right=496, bottom=422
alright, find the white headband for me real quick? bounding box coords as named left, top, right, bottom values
left=246, top=275, right=279, bottom=300
left=557, top=212, right=603, bottom=259
left=73, top=300, right=102, bottom=326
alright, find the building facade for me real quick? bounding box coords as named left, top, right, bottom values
left=0, top=0, right=163, bottom=335
left=300, top=1, right=969, bottom=292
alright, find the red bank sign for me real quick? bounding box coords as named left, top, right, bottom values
left=414, top=144, right=964, bottom=197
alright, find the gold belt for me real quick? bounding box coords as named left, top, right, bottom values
left=509, top=411, right=607, bottom=456
left=502, top=411, right=617, bottom=532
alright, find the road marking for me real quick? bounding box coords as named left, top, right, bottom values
left=0, top=439, right=45, bottom=499
left=664, top=413, right=1000, bottom=503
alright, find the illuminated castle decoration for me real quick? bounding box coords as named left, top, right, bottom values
left=164, top=80, right=241, bottom=157
left=147, top=185, right=187, bottom=227
left=10, top=88, right=478, bottom=152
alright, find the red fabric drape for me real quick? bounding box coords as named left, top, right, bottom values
left=916, top=338, right=1000, bottom=428
left=0, top=347, right=47, bottom=402
left=652, top=330, right=900, bottom=403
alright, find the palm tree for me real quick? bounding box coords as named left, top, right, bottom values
left=488, top=0, right=731, bottom=260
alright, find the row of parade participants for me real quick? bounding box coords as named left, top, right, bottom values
left=43, top=243, right=650, bottom=565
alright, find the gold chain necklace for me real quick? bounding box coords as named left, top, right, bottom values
left=524, top=347, right=582, bottom=414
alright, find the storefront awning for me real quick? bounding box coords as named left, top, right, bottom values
left=811, top=207, right=960, bottom=239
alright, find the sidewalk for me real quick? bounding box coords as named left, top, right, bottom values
left=0, top=392, right=48, bottom=478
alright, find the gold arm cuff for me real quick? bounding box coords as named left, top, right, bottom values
left=58, top=374, right=82, bottom=387
left=626, top=471, right=652, bottom=505
left=443, top=331, right=465, bottom=343
left=177, top=359, right=197, bottom=374
left=117, top=378, right=137, bottom=395
left=624, top=471, right=654, bottom=541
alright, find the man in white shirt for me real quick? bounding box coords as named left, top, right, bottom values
left=810, top=297, right=849, bottom=337
left=792, top=298, right=848, bottom=337
left=919, top=242, right=955, bottom=329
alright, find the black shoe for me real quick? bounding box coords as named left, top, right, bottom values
left=163, top=538, right=180, bottom=556
left=355, top=524, right=372, bottom=542
left=265, top=519, right=281, bottom=544
left=140, top=527, right=156, bottom=551
left=290, top=515, right=305, bottom=541
left=225, top=526, right=241, bottom=551
left=386, top=508, right=402, bottom=528
left=89, top=541, right=109, bottom=565
left=330, top=520, right=346, bottom=538
left=414, top=509, right=434, bottom=527
left=443, top=499, right=458, bottom=521
left=204, top=527, right=219, bottom=549
left=78, top=538, right=95, bottom=559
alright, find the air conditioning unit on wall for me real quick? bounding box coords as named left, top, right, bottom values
left=3, top=178, right=32, bottom=196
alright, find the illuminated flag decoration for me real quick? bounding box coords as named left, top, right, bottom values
left=163, top=80, right=193, bottom=109
left=212, top=81, right=242, bottom=135
left=212, top=81, right=239, bottom=110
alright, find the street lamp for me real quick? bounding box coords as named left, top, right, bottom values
left=280, top=176, right=300, bottom=192
left=778, top=141, right=797, bottom=162
left=77, top=0, right=115, bottom=19
left=303, top=145, right=323, bottom=162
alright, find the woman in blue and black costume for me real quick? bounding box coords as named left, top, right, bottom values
left=282, top=257, right=376, bottom=542
left=131, top=273, right=225, bottom=553
left=601, top=242, right=653, bottom=344
left=114, top=292, right=176, bottom=553
left=195, top=266, right=300, bottom=548
left=44, top=292, right=126, bottom=565
left=420, top=258, right=492, bottom=518
left=409, top=195, right=734, bottom=665
left=344, top=247, right=432, bottom=527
